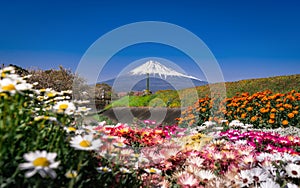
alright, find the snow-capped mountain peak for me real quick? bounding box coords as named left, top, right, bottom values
left=129, top=60, right=201, bottom=80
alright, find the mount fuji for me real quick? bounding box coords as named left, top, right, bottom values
left=101, top=60, right=207, bottom=93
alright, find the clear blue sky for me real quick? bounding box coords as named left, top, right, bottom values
left=0, top=0, right=300, bottom=81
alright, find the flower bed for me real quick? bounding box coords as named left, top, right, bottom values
left=179, top=90, right=300, bottom=129
left=0, top=66, right=300, bottom=187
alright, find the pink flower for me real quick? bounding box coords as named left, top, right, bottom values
left=177, top=172, right=199, bottom=187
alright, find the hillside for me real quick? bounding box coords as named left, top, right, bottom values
left=108, top=74, right=300, bottom=108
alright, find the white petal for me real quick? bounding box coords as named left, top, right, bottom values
left=41, top=150, right=47, bottom=157
left=25, top=169, right=37, bottom=178
left=24, top=152, right=36, bottom=161
left=50, top=161, right=60, bottom=169
left=83, top=134, right=93, bottom=141
left=19, top=162, right=33, bottom=170
left=47, top=153, right=57, bottom=161
left=48, top=169, right=57, bottom=179
left=38, top=169, right=47, bottom=178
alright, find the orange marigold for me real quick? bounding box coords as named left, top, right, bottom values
left=288, top=113, right=295, bottom=119
left=247, top=107, right=253, bottom=111
left=260, top=108, right=266, bottom=113
left=250, top=116, right=257, bottom=122
left=241, top=113, right=247, bottom=119
left=279, top=107, right=285, bottom=111
left=284, top=104, right=293, bottom=109
left=282, top=120, right=289, bottom=126
left=271, top=108, right=277, bottom=113
left=293, top=110, right=299, bottom=115
left=270, top=113, right=276, bottom=119
left=269, top=119, right=275, bottom=124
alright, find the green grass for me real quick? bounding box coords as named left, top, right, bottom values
left=108, top=74, right=300, bottom=108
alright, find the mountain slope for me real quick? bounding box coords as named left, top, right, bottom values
left=129, top=60, right=201, bottom=80
left=101, top=60, right=207, bottom=92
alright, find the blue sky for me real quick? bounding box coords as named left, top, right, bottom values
left=0, top=0, right=300, bottom=82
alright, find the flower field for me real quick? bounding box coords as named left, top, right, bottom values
left=179, top=90, right=300, bottom=129
left=1, top=66, right=300, bottom=188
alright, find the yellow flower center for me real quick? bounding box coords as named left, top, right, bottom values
left=2, top=84, right=16, bottom=91
left=149, top=168, right=157, bottom=173
left=79, top=140, right=91, bottom=147
left=47, top=92, right=56, bottom=97
left=59, top=104, right=69, bottom=110
left=65, top=171, right=78, bottom=178
left=67, top=127, right=76, bottom=132
left=32, top=157, right=50, bottom=167
left=102, top=167, right=109, bottom=172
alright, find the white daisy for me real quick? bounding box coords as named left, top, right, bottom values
left=285, top=163, right=300, bottom=178
left=238, top=169, right=253, bottom=187
left=113, top=142, right=127, bottom=148
left=18, top=150, right=60, bottom=179
left=220, top=119, right=228, bottom=123
left=77, top=106, right=92, bottom=114
left=177, top=172, right=199, bottom=187
left=250, top=167, right=269, bottom=183
left=144, top=167, right=162, bottom=174
left=65, top=170, right=78, bottom=178
left=195, top=170, right=216, bottom=182
left=234, top=140, right=248, bottom=145
left=64, top=126, right=77, bottom=133
left=119, top=167, right=131, bottom=173
left=53, top=101, right=76, bottom=115
left=0, top=78, right=17, bottom=94
left=102, top=135, right=118, bottom=141
left=202, top=121, right=216, bottom=127
left=1, top=66, right=15, bottom=73
left=259, top=179, right=280, bottom=188
left=229, top=120, right=244, bottom=127
left=97, top=166, right=112, bottom=173
left=83, top=125, right=97, bottom=134
left=185, top=156, right=205, bottom=167
left=34, top=115, right=57, bottom=122
left=286, top=182, right=299, bottom=188
left=283, top=153, right=300, bottom=163
left=241, top=154, right=256, bottom=166
left=256, top=152, right=272, bottom=162
left=212, top=152, right=223, bottom=161
left=70, top=134, right=102, bottom=151
left=186, top=165, right=201, bottom=175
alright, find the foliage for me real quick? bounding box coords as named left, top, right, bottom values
left=0, top=66, right=140, bottom=187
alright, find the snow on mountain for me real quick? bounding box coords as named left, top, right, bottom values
left=101, top=60, right=207, bottom=92
left=129, top=60, right=201, bottom=81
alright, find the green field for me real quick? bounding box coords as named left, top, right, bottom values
left=109, top=74, right=300, bottom=108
